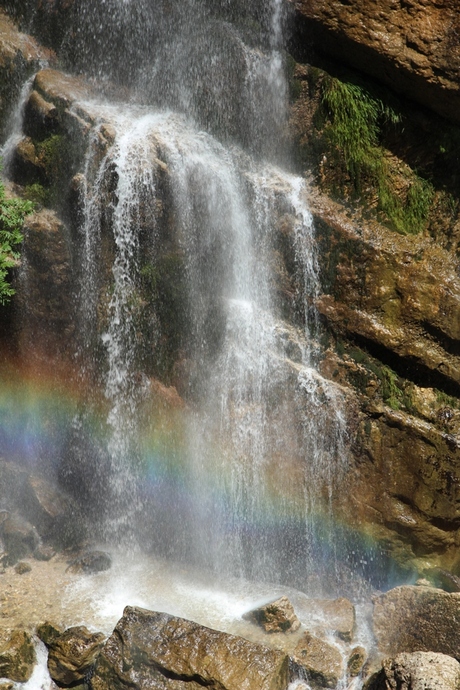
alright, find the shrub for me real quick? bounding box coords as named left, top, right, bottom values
left=0, top=176, right=33, bottom=304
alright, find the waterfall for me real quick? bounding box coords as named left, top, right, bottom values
left=5, top=0, right=351, bottom=592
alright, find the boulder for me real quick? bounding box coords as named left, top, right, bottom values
left=66, top=550, right=112, bottom=574
left=14, top=560, right=31, bottom=574
left=367, top=652, right=460, bottom=690
left=289, top=0, right=460, bottom=126
left=243, top=596, right=301, bottom=634
left=373, top=585, right=460, bottom=659
left=46, top=625, right=105, bottom=686
left=90, top=606, right=289, bottom=690
left=347, top=646, right=366, bottom=678
left=0, top=629, right=36, bottom=682
left=291, top=632, right=344, bottom=688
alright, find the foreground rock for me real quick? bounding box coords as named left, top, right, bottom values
left=243, top=596, right=301, bottom=634
left=45, top=625, right=105, bottom=686
left=291, top=632, right=343, bottom=688
left=373, top=585, right=460, bottom=658
left=0, top=629, right=36, bottom=682
left=91, top=606, right=289, bottom=690
left=367, top=652, right=460, bottom=690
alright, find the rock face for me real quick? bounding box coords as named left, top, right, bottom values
left=373, top=585, right=460, bottom=659
left=0, top=10, right=53, bottom=136
left=289, top=0, right=460, bottom=126
left=16, top=209, right=74, bottom=358
left=243, top=596, right=301, bottom=634
left=0, top=459, right=84, bottom=561
left=306, top=189, right=460, bottom=573
left=0, top=629, right=36, bottom=683
left=368, top=652, right=460, bottom=690
left=91, top=606, right=289, bottom=690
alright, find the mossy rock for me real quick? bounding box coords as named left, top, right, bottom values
left=0, top=629, right=36, bottom=683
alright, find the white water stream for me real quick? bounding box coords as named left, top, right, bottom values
left=0, top=1, right=374, bottom=688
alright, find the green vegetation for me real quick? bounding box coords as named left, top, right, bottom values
left=319, top=76, right=434, bottom=235
left=23, top=182, right=49, bottom=206
left=0, top=176, right=33, bottom=304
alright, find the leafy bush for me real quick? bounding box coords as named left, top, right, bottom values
left=0, top=176, right=33, bottom=304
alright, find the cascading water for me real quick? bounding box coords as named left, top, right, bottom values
left=47, top=0, right=351, bottom=591
left=0, top=0, right=386, bottom=685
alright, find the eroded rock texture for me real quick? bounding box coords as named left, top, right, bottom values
left=91, top=607, right=289, bottom=690
left=373, top=585, right=460, bottom=658
left=289, top=0, right=460, bottom=125
left=367, top=652, right=460, bottom=690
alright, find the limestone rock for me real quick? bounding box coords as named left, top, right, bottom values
left=291, top=632, right=344, bottom=688
left=0, top=629, right=36, bottom=682
left=290, top=0, right=460, bottom=126
left=46, top=626, right=105, bottom=686
left=367, top=652, right=460, bottom=690
left=373, top=585, right=460, bottom=658
left=243, top=596, right=301, bottom=634
left=307, top=189, right=460, bottom=572
left=91, top=606, right=289, bottom=690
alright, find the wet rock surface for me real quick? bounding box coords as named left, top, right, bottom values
left=373, top=585, right=460, bottom=659
left=347, top=646, right=366, bottom=678
left=243, top=596, right=301, bottom=634
left=291, top=632, right=344, bottom=688
left=0, top=629, right=36, bottom=682
left=367, top=652, right=460, bottom=690
left=91, top=606, right=289, bottom=690
left=45, top=625, right=105, bottom=686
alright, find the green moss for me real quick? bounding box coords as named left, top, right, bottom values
left=435, top=389, right=459, bottom=409
left=378, top=173, right=434, bottom=236
left=35, top=134, right=65, bottom=177
left=23, top=182, right=50, bottom=206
